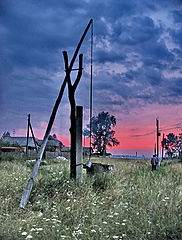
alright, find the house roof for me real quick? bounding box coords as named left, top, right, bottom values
left=2, top=136, right=36, bottom=147
left=37, top=139, right=63, bottom=147
left=2, top=134, right=63, bottom=148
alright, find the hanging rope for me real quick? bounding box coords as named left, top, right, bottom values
left=89, top=20, right=93, bottom=160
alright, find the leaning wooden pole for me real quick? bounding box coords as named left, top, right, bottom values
left=29, top=122, right=38, bottom=153
left=26, top=114, right=30, bottom=156
left=19, top=19, right=93, bottom=208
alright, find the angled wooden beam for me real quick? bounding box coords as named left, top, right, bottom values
left=29, top=122, right=38, bottom=153
left=26, top=114, right=30, bottom=156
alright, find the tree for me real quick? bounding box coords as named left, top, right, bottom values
left=84, top=111, right=120, bottom=155
left=162, top=133, right=182, bottom=158
left=176, top=132, right=182, bottom=159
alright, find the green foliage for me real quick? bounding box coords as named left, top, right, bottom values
left=162, top=132, right=182, bottom=158
left=0, top=139, right=11, bottom=147
left=84, top=111, right=119, bottom=155
left=0, top=157, right=181, bottom=240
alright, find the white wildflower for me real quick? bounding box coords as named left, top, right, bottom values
left=65, top=207, right=71, bottom=211
left=164, top=197, right=170, bottom=200
left=103, top=221, right=107, bottom=224
left=36, top=228, right=43, bottom=231
left=21, top=232, right=27, bottom=236
left=91, top=229, right=96, bottom=233
left=26, top=235, right=33, bottom=239
left=122, top=223, right=126, bottom=226
left=114, top=212, right=119, bottom=216
left=37, top=212, right=43, bottom=217
left=113, top=236, right=119, bottom=239
left=52, top=218, right=57, bottom=221
left=75, top=229, right=83, bottom=235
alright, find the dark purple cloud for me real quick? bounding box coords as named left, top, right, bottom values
left=0, top=0, right=182, bottom=137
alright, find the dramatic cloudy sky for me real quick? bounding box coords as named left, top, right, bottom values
left=0, top=0, right=182, bottom=156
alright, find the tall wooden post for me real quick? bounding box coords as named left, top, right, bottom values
left=162, top=133, right=164, bottom=160
left=75, top=106, right=83, bottom=180
left=156, top=118, right=160, bottom=158
left=154, top=143, right=156, bottom=155
left=26, top=114, right=30, bottom=156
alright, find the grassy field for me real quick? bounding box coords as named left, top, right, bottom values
left=0, top=156, right=181, bottom=240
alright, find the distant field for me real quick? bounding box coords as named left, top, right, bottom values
left=0, top=156, right=181, bottom=240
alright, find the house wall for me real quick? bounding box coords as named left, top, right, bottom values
left=60, top=151, right=70, bottom=159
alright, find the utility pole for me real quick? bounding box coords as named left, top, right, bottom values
left=156, top=118, right=161, bottom=158
left=154, top=143, right=156, bottom=155
left=162, top=133, right=165, bottom=160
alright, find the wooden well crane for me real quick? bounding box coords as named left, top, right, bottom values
left=20, top=19, right=93, bottom=208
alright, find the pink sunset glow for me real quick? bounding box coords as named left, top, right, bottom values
left=11, top=102, right=181, bottom=158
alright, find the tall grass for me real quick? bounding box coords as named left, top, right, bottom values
left=0, top=157, right=181, bottom=240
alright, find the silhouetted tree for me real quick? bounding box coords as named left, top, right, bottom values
left=84, top=111, right=119, bottom=155
left=162, top=133, right=179, bottom=158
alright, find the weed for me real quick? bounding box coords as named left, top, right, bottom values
left=0, top=157, right=181, bottom=240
